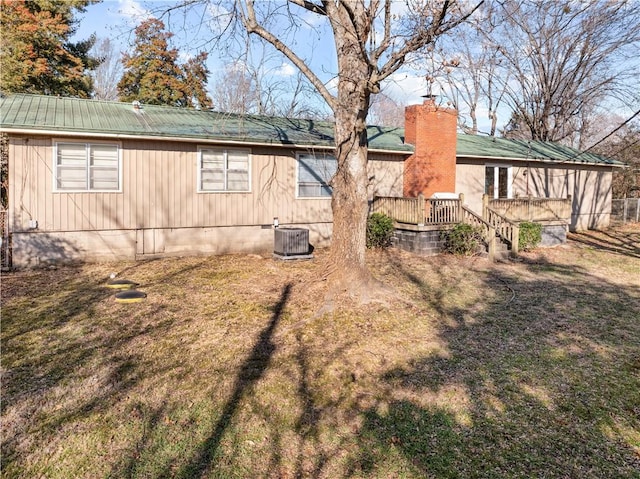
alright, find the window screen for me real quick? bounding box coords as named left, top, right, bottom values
left=199, top=148, right=250, bottom=192
left=56, top=143, right=119, bottom=191
left=298, top=154, right=336, bottom=197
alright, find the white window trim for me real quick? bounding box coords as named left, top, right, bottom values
left=295, top=152, right=336, bottom=199
left=485, top=164, right=513, bottom=199
left=53, top=140, right=122, bottom=193
left=197, top=146, right=252, bottom=193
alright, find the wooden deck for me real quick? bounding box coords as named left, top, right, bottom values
left=371, top=194, right=571, bottom=259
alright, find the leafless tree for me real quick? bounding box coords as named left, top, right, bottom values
left=211, top=62, right=259, bottom=113
left=255, top=68, right=328, bottom=119
left=490, top=0, right=640, bottom=143
left=90, top=37, right=123, bottom=101
left=590, top=118, right=640, bottom=199
left=162, top=0, right=482, bottom=301
left=432, top=4, right=508, bottom=136
left=368, top=92, right=404, bottom=128
left=1, top=133, right=8, bottom=209
left=210, top=43, right=328, bottom=118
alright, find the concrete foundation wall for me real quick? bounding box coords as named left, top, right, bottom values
left=11, top=222, right=333, bottom=268
left=540, top=223, right=567, bottom=247
left=392, top=225, right=451, bottom=256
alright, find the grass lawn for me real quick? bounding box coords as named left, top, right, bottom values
left=1, top=226, right=639, bottom=478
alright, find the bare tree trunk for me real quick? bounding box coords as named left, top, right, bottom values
left=469, top=106, right=478, bottom=135
left=324, top=14, right=376, bottom=299
left=489, top=110, right=497, bottom=137
left=327, top=107, right=371, bottom=294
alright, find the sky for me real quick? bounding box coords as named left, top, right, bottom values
left=72, top=0, right=442, bottom=113
left=71, top=1, right=637, bottom=140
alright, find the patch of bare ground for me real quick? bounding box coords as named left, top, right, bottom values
left=1, top=226, right=639, bottom=478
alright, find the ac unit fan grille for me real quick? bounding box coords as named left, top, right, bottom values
left=274, top=228, right=309, bottom=256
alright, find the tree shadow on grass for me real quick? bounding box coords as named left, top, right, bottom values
left=568, top=228, right=640, bottom=259
left=4, top=244, right=638, bottom=477
left=0, top=260, right=198, bottom=476
left=167, top=283, right=293, bottom=479
left=1, top=258, right=205, bottom=405
left=350, top=253, right=640, bottom=478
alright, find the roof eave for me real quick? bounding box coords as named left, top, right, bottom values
left=0, top=126, right=412, bottom=155
left=456, top=153, right=623, bottom=168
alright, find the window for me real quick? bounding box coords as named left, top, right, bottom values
left=199, top=148, right=250, bottom=192
left=485, top=165, right=512, bottom=199
left=55, top=142, right=120, bottom=191
left=297, top=153, right=336, bottom=197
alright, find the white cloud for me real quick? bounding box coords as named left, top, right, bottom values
left=300, top=9, right=326, bottom=28
left=205, top=3, right=234, bottom=35
left=274, top=62, right=296, bottom=77
left=226, top=60, right=248, bottom=73
left=117, top=0, right=149, bottom=23
left=321, top=71, right=434, bottom=106
left=325, top=76, right=338, bottom=96
left=381, top=72, right=436, bottom=105
left=178, top=51, right=193, bottom=62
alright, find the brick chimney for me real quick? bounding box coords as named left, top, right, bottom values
left=403, top=97, right=458, bottom=198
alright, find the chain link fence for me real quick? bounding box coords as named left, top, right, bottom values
left=1, top=208, right=11, bottom=269
left=611, top=198, right=640, bottom=224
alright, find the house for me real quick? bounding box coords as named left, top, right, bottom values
left=0, top=94, right=622, bottom=267
left=402, top=99, right=622, bottom=231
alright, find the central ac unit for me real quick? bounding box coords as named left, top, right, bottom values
left=274, top=228, right=309, bottom=256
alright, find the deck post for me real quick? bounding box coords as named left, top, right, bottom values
left=417, top=193, right=425, bottom=225
left=458, top=193, right=465, bottom=222
left=512, top=223, right=520, bottom=256
left=482, top=194, right=489, bottom=221
left=488, top=225, right=496, bottom=262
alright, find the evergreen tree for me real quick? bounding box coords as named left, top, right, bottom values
left=0, top=0, right=99, bottom=97
left=182, top=52, right=211, bottom=109
left=118, top=18, right=211, bottom=108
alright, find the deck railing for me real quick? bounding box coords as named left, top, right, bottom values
left=372, top=194, right=463, bottom=225
left=486, top=195, right=572, bottom=222
left=485, top=207, right=520, bottom=254
left=461, top=206, right=500, bottom=261
left=372, top=193, right=571, bottom=258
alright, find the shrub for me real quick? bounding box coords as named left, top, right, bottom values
left=367, top=212, right=395, bottom=249
left=442, top=223, right=484, bottom=256
left=519, top=221, right=542, bottom=251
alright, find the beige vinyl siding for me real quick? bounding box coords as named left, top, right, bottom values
left=10, top=137, right=408, bottom=233
left=368, top=153, right=405, bottom=199
left=9, top=137, right=130, bottom=232
left=513, top=165, right=569, bottom=198
left=7, top=134, right=406, bottom=264
left=455, top=163, right=486, bottom=214
left=514, top=164, right=613, bottom=230
left=455, top=158, right=613, bottom=231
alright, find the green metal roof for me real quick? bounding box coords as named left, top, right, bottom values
left=456, top=131, right=623, bottom=166
left=0, top=93, right=411, bottom=152
left=0, top=93, right=621, bottom=166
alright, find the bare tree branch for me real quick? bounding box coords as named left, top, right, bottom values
left=240, top=0, right=337, bottom=109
